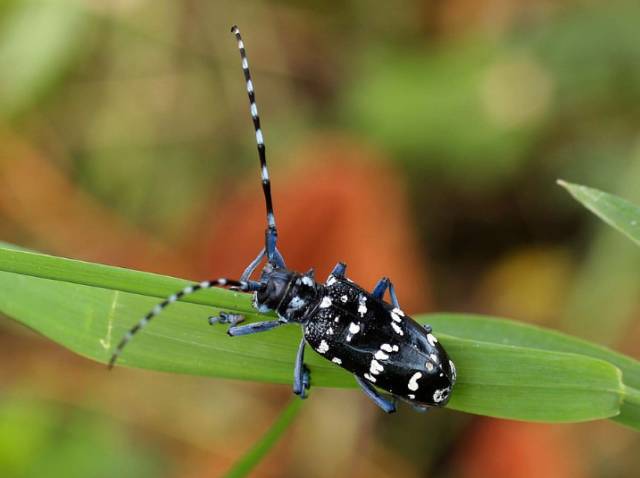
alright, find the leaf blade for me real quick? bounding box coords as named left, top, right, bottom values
left=426, top=313, right=640, bottom=429
left=558, top=179, right=640, bottom=246
left=0, top=247, right=629, bottom=423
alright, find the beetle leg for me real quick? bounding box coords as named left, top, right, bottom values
left=328, top=262, right=347, bottom=281
left=371, top=277, right=389, bottom=299
left=273, top=247, right=287, bottom=268
left=387, top=280, right=400, bottom=308
left=226, top=319, right=285, bottom=336
left=240, top=248, right=266, bottom=281
left=264, top=228, right=287, bottom=268
left=302, top=365, right=310, bottom=393
left=293, top=338, right=311, bottom=398
left=208, top=312, right=245, bottom=327
left=355, top=376, right=396, bottom=413
left=241, top=244, right=286, bottom=282
left=372, top=277, right=400, bottom=308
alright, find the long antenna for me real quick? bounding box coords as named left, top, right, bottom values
left=108, top=278, right=258, bottom=368
left=231, top=25, right=278, bottom=261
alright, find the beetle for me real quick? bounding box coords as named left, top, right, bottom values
left=109, top=25, right=456, bottom=413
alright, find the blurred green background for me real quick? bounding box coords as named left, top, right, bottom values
left=1, top=0, right=640, bottom=476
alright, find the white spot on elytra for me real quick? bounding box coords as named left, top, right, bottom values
left=320, top=296, right=332, bottom=308
left=374, top=350, right=389, bottom=361
left=370, top=360, right=384, bottom=375
left=391, top=322, right=404, bottom=336
left=433, top=388, right=450, bottom=403
left=380, top=343, right=393, bottom=353
left=340, top=295, right=348, bottom=303
left=427, top=334, right=438, bottom=346
left=332, top=357, right=342, bottom=365
left=327, top=327, right=334, bottom=335
left=426, top=362, right=434, bottom=372
left=301, top=276, right=314, bottom=287
left=390, top=311, right=401, bottom=322
left=430, top=353, right=439, bottom=363
left=408, top=394, right=415, bottom=400
left=358, top=295, right=368, bottom=317
left=364, top=373, right=377, bottom=383
left=326, top=275, right=337, bottom=286
left=318, top=340, right=329, bottom=354
left=392, top=307, right=405, bottom=317
left=408, top=372, right=422, bottom=391
left=347, top=322, right=360, bottom=342
left=334, top=316, right=340, bottom=323
left=450, top=360, right=457, bottom=381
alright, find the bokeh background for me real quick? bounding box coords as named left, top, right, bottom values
left=1, top=0, right=640, bottom=476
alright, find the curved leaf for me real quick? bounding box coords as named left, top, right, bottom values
left=0, top=247, right=632, bottom=424
left=558, top=180, right=640, bottom=246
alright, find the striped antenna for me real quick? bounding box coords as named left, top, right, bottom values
left=231, top=25, right=278, bottom=251
left=108, top=278, right=256, bottom=369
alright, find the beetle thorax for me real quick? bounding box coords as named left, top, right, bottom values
left=253, top=267, right=321, bottom=322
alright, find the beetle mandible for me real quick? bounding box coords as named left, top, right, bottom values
left=109, top=25, right=456, bottom=413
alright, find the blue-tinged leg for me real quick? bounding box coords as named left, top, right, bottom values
left=263, top=225, right=287, bottom=268
left=371, top=277, right=389, bottom=300
left=227, top=319, right=284, bottom=337
left=302, top=364, right=310, bottom=391
left=293, top=338, right=311, bottom=398
left=328, top=262, right=347, bottom=282
left=387, top=280, right=400, bottom=309
left=372, top=277, right=399, bottom=309
left=274, top=247, right=286, bottom=269
left=209, top=312, right=245, bottom=327
left=372, top=277, right=433, bottom=333
left=241, top=248, right=266, bottom=281
left=355, top=376, right=396, bottom=413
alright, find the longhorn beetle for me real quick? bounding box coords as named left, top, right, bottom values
left=109, top=25, right=456, bottom=413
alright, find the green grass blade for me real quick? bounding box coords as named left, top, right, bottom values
left=613, top=386, right=640, bottom=431
left=426, top=313, right=640, bottom=429
left=558, top=180, right=640, bottom=246
left=0, top=247, right=630, bottom=424
left=425, top=313, right=640, bottom=389
left=223, top=399, right=303, bottom=478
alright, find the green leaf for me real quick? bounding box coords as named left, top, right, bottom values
left=426, top=313, right=640, bottom=430
left=558, top=180, right=640, bottom=247
left=223, top=399, right=303, bottom=478
left=0, top=247, right=633, bottom=425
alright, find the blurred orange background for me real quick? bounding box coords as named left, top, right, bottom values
left=1, top=0, right=640, bottom=477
